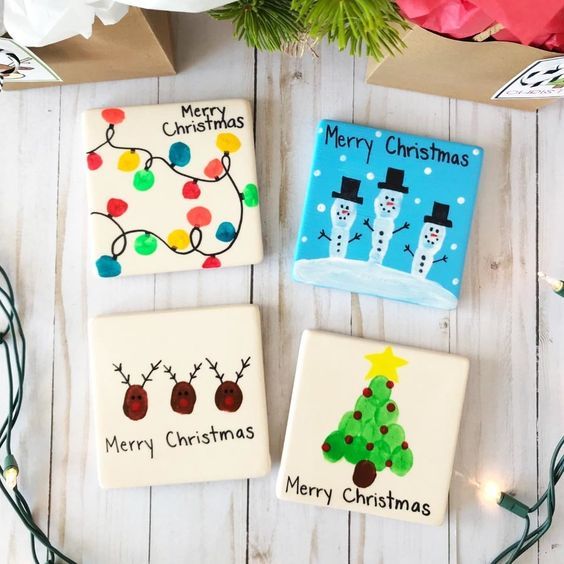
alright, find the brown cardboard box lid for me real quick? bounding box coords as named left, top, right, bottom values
left=5, top=8, right=175, bottom=91
left=366, top=25, right=560, bottom=111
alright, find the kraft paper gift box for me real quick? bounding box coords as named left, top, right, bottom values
left=4, top=8, right=175, bottom=91
left=366, top=25, right=560, bottom=112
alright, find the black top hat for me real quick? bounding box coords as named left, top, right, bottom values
left=331, top=176, right=364, bottom=205
left=424, top=202, right=453, bottom=228
left=377, top=167, right=409, bottom=193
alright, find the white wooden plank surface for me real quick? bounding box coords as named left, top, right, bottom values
left=0, top=12, right=562, bottom=564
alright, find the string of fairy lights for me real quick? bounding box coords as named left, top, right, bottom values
left=86, top=108, right=259, bottom=277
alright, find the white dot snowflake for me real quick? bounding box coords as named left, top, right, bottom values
left=313, top=169, right=321, bottom=177
left=375, top=131, right=382, bottom=138
left=424, top=167, right=432, bottom=175
left=457, top=197, right=465, bottom=204
left=450, top=243, right=458, bottom=251
left=366, top=172, right=375, bottom=180
left=452, top=278, right=460, bottom=286
left=414, top=198, right=421, bottom=204
left=317, top=203, right=326, bottom=212
left=472, top=148, right=480, bottom=155
left=301, top=236, right=308, bottom=243
left=339, top=155, right=347, bottom=162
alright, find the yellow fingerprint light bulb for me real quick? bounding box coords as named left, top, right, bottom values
left=216, top=133, right=241, bottom=154
left=118, top=149, right=141, bottom=172
left=168, top=229, right=190, bottom=250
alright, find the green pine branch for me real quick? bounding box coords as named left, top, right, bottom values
left=293, top=0, right=409, bottom=59
left=210, top=0, right=409, bottom=60
left=209, top=1, right=304, bottom=52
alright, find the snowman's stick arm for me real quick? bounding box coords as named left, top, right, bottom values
left=349, top=233, right=362, bottom=243
left=318, top=229, right=331, bottom=241
left=393, top=221, right=410, bottom=234
left=433, top=255, right=448, bottom=264
left=403, top=244, right=414, bottom=257
left=362, top=218, right=374, bottom=232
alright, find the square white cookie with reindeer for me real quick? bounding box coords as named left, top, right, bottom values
left=83, top=99, right=262, bottom=278
left=277, top=331, right=468, bottom=525
left=89, top=304, right=270, bottom=488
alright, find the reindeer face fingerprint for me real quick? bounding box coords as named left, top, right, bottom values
left=124, top=384, right=148, bottom=420
left=215, top=381, right=243, bottom=412
left=206, top=356, right=251, bottom=413
left=164, top=363, right=201, bottom=414
left=113, top=360, right=161, bottom=421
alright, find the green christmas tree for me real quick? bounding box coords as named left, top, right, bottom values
left=321, top=346, right=414, bottom=488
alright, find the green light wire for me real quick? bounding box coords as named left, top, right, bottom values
left=0, top=266, right=76, bottom=564
left=491, top=435, right=564, bottom=563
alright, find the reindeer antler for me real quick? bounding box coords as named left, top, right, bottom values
left=205, top=358, right=224, bottom=383
left=163, top=364, right=177, bottom=383
left=235, top=357, right=251, bottom=383
left=141, top=360, right=162, bottom=388
left=113, top=363, right=130, bottom=386
left=189, top=362, right=202, bottom=384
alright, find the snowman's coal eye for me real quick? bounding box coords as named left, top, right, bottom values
left=385, top=196, right=389, bottom=200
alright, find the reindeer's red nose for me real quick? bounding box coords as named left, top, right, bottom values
left=224, top=396, right=234, bottom=407
left=130, top=401, right=142, bottom=412
left=179, top=398, right=189, bottom=408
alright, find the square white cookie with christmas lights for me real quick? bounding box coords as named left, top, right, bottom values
left=83, top=99, right=262, bottom=278
left=277, top=331, right=468, bottom=525
left=89, top=305, right=270, bottom=488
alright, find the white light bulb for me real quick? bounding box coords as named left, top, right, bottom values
left=3, top=466, right=18, bottom=490
left=482, top=481, right=502, bottom=503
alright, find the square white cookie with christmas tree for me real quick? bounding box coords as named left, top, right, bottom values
left=89, top=304, right=270, bottom=488
left=277, top=330, right=468, bottom=525
left=83, top=99, right=262, bottom=278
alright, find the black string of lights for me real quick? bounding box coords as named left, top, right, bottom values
left=86, top=108, right=259, bottom=277
left=0, top=266, right=76, bottom=564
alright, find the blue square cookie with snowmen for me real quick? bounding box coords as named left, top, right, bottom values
left=293, top=120, right=484, bottom=309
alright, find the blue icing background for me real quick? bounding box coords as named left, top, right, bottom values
left=294, top=120, right=484, bottom=306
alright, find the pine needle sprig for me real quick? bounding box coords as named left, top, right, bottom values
left=210, top=1, right=305, bottom=52
left=292, top=0, right=409, bottom=60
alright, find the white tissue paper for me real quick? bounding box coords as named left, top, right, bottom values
left=4, top=0, right=129, bottom=47
left=122, top=0, right=227, bottom=11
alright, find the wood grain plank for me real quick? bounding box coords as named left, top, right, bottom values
left=350, top=76, right=452, bottom=564
left=48, top=78, right=159, bottom=564
left=149, top=14, right=254, bottom=564
left=448, top=102, right=538, bottom=563
left=0, top=87, right=60, bottom=564
left=248, top=42, right=355, bottom=564
left=537, top=102, right=564, bottom=564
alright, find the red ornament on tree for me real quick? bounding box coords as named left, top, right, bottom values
left=101, top=108, right=126, bottom=125
left=87, top=152, right=103, bottom=171
left=106, top=198, right=128, bottom=218
left=182, top=181, right=201, bottom=199
left=204, top=158, right=224, bottom=179
left=202, top=256, right=221, bottom=269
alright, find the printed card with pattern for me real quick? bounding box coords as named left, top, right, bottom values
left=277, top=331, right=468, bottom=525
left=89, top=305, right=270, bottom=488
left=83, top=99, right=262, bottom=278
left=293, top=120, right=484, bottom=309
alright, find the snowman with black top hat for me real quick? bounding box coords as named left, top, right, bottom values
left=364, top=167, right=410, bottom=264
left=319, top=176, right=363, bottom=258
left=404, top=202, right=452, bottom=278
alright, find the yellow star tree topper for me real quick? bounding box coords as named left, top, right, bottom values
left=364, top=346, right=408, bottom=383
